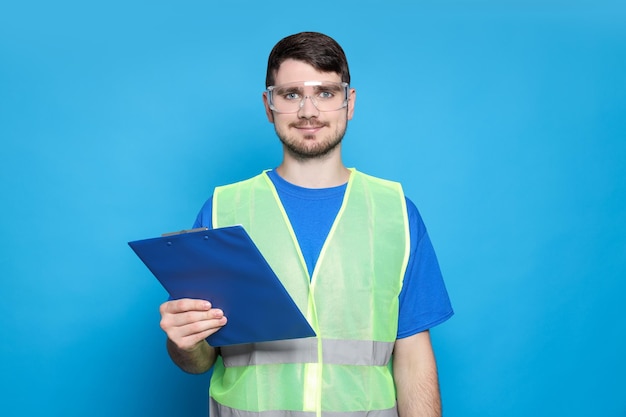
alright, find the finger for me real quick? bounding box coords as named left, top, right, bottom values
left=175, top=326, right=222, bottom=351
left=160, top=308, right=226, bottom=333
left=166, top=315, right=228, bottom=348
left=160, top=298, right=212, bottom=315
left=179, top=315, right=228, bottom=337
left=169, top=307, right=225, bottom=325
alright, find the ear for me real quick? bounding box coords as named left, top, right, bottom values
left=262, top=92, right=275, bottom=123
left=347, top=88, right=356, bottom=121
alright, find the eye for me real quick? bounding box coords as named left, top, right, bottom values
left=317, top=90, right=335, bottom=100
left=274, top=87, right=302, bottom=101
left=284, top=92, right=301, bottom=101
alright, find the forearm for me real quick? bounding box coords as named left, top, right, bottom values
left=395, top=361, right=441, bottom=417
left=393, top=331, right=442, bottom=417
left=166, top=337, right=217, bottom=374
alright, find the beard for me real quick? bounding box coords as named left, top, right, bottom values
left=274, top=119, right=348, bottom=160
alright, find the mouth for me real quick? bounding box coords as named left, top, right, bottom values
left=292, top=122, right=327, bottom=133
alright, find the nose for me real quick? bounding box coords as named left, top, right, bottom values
left=298, top=95, right=320, bottom=118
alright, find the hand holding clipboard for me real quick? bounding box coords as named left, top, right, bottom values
left=128, top=226, right=316, bottom=346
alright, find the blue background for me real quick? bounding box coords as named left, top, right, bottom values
left=1, top=1, right=625, bottom=416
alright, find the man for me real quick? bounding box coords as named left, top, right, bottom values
left=159, top=32, right=453, bottom=417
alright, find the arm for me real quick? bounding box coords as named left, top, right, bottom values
left=159, top=298, right=227, bottom=374
left=393, top=330, right=442, bottom=417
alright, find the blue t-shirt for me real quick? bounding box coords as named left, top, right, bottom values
left=193, top=170, right=453, bottom=338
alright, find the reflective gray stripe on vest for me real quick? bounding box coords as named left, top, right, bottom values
left=221, top=338, right=394, bottom=367
left=210, top=398, right=398, bottom=417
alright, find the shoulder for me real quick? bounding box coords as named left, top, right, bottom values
left=215, top=172, right=268, bottom=192
left=353, top=170, right=402, bottom=189
left=193, top=195, right=214, bottom=229
left=194, top=172, right=271, bottom=228
left=404, top=196, right=429, bottom=244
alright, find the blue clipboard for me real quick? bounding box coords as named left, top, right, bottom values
left=128, top=225, right=316, bottom=346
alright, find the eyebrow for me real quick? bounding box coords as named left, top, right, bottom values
left=316, top=84, right=343, bottom=92
left=274, top=85, right=303, bottom=95
left=275, top=83, right=342, bottom=95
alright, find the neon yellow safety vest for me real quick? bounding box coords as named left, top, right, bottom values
left=210, top=169, right=410, bottom=417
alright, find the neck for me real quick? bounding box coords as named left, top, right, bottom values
left=276, top=148, right=351, bottom=188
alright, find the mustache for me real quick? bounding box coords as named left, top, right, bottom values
left=290, top=121, right=329, bottom=129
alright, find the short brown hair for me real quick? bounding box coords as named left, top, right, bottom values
left=265, top=32, right=351, bottom=87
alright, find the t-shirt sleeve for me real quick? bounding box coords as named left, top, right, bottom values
left=397, top=197, right=454, bottom=338
left=192, top=196, right=214, bottom=229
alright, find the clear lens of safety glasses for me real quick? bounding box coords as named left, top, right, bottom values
left=266, top=81, right=349, bottom=113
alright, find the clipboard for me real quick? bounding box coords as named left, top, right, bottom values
left=128, top=225, right=316, bottom=346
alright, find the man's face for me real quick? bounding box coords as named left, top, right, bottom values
left=263, top=59, right=355, bottom=160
